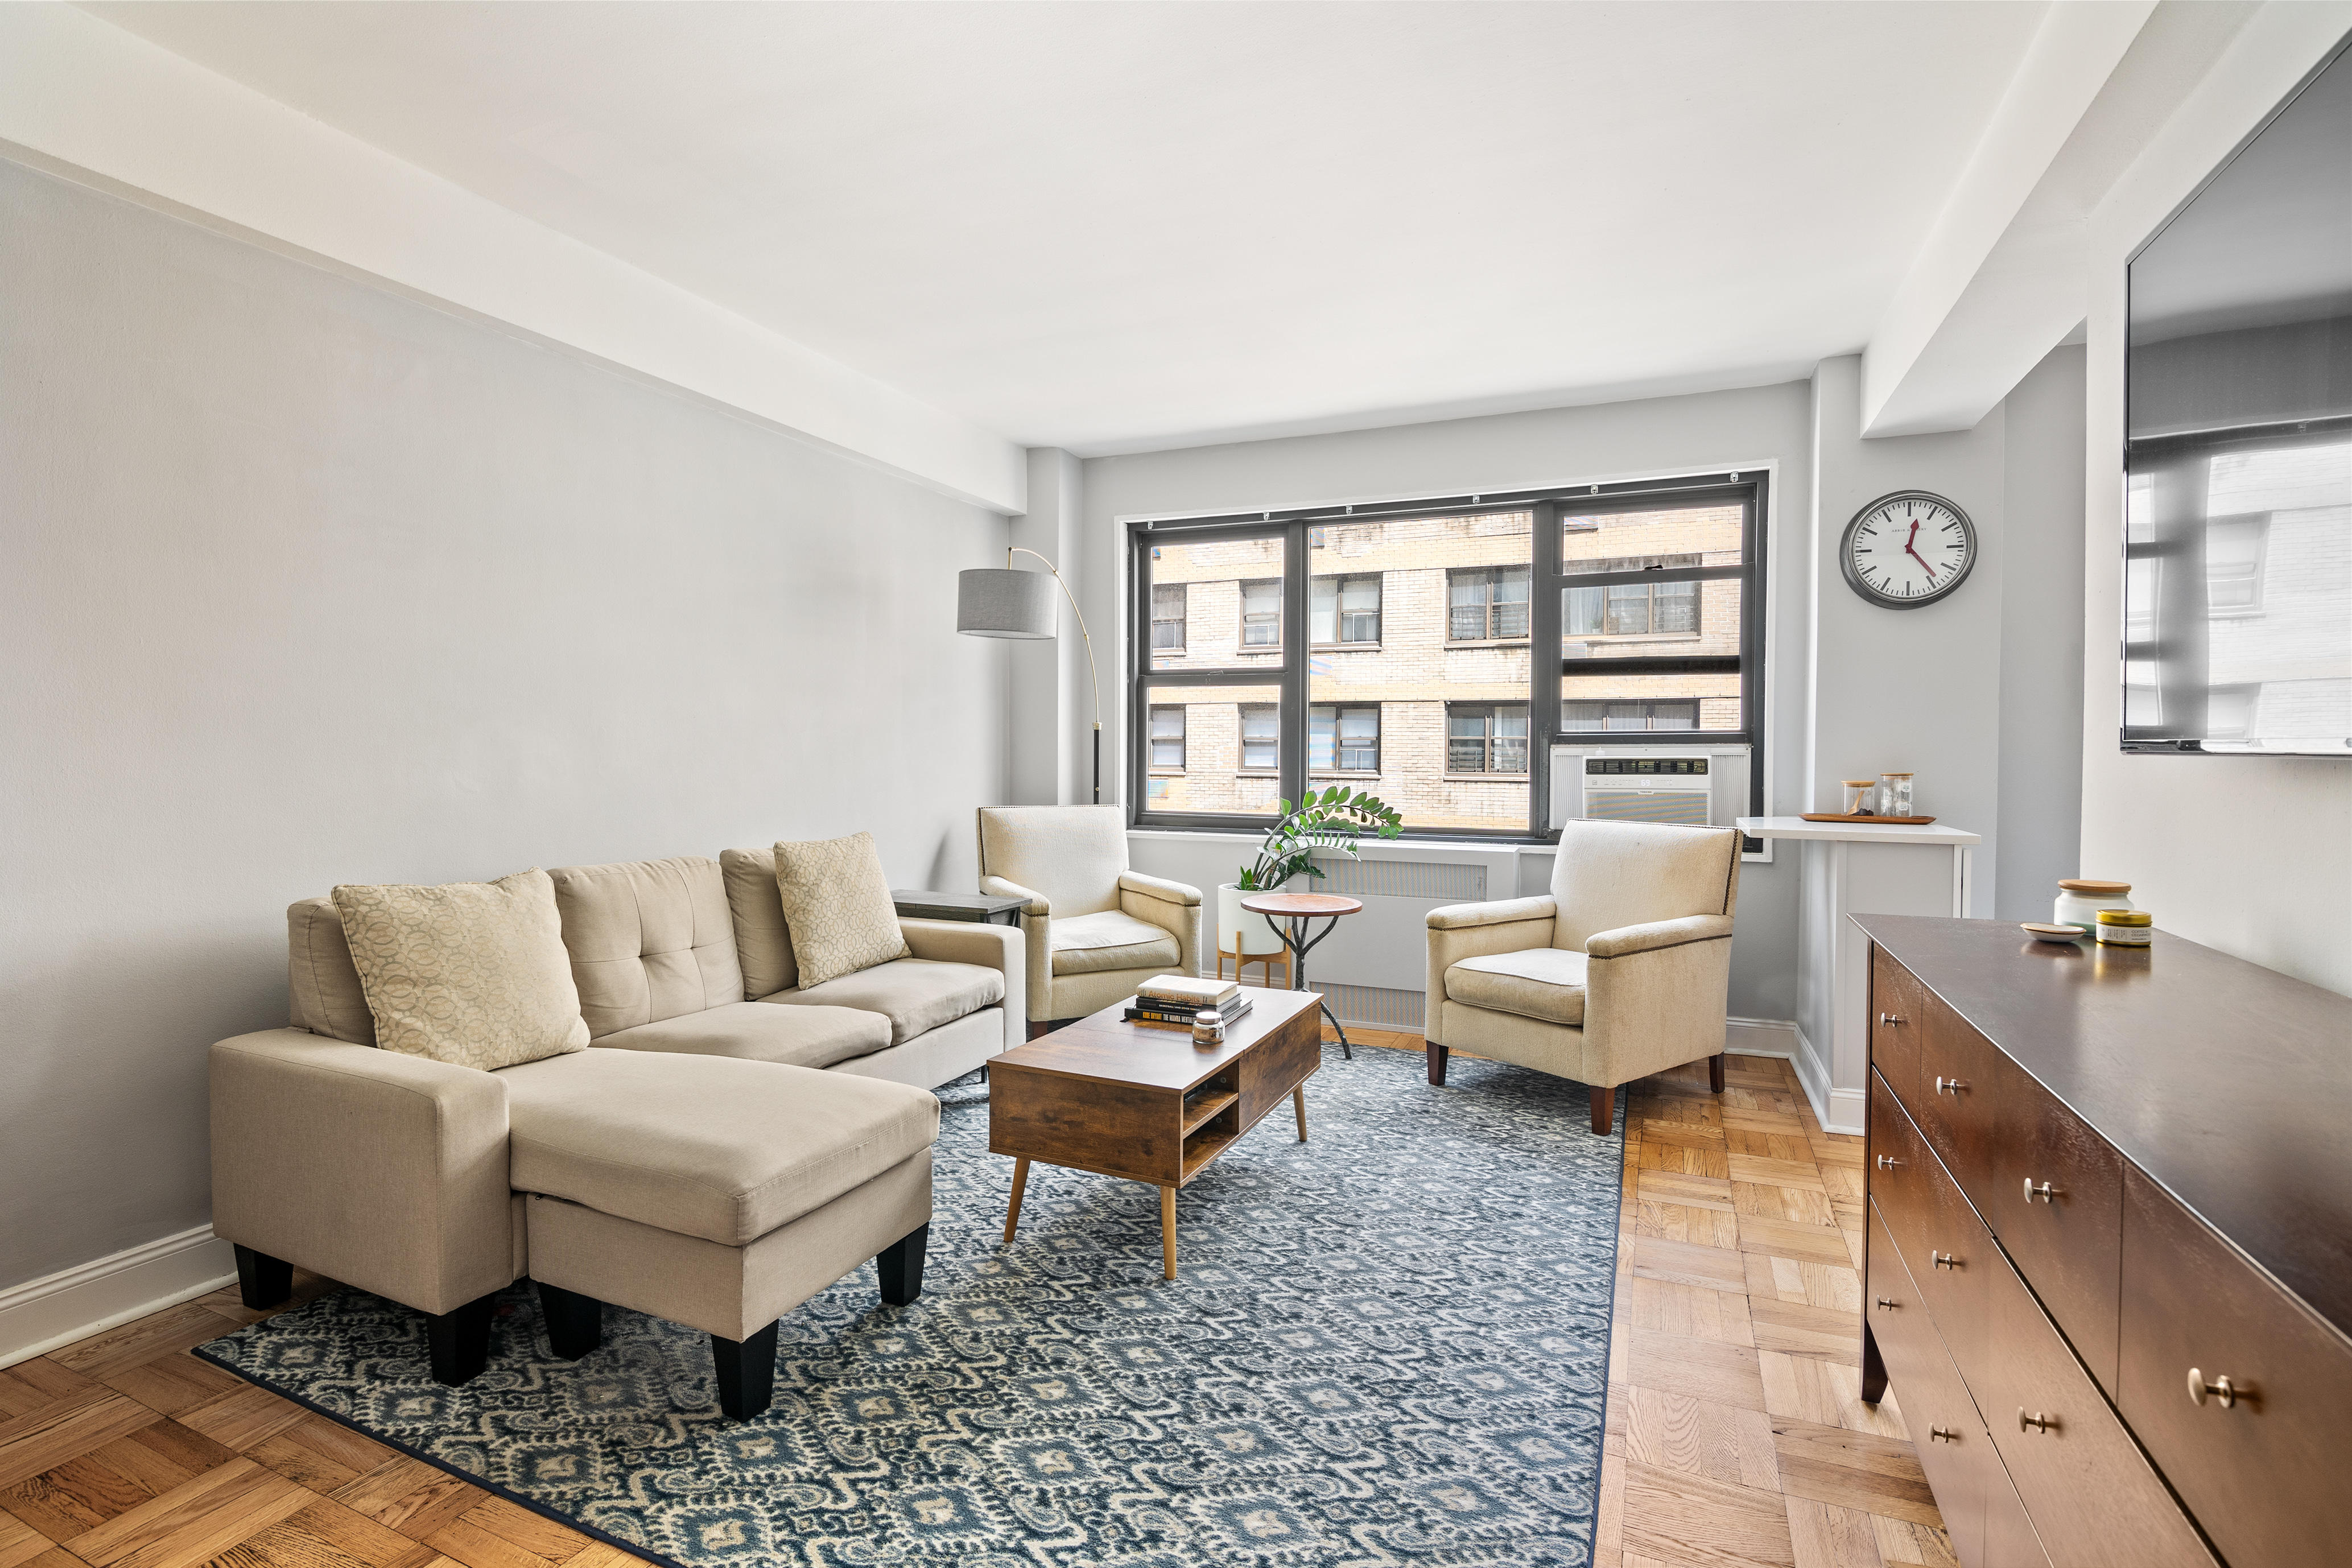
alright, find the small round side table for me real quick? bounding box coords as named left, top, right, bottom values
left=1239, top=892, right=1365, bottom=1058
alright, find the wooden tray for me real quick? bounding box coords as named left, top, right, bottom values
left=1800, top=812, right=1937, bottom=825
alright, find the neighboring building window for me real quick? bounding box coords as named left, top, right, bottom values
left=1449, top=566, right=1530, bottom=640
left=1565, top=554, right=1703, bottom=637
left=2206, top=518, right=2267, bottom=616
left=1562, top=699, right=1700, bottom=732
left=1240, top=703, right=1280, bottom=770
left=1151, top=584, right=1187, bottom=650
left=1240, top=579, right=1282, bottom=646
left=1311, top=573, right=1381, bottom=645
left=1148, top=704, right=1186, bottom=768
left=1309, top=704, right=1380, bottom=771
left=1447, top=703, right=1529, bottom=773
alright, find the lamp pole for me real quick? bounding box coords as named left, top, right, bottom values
left=1005, top=547, right=1101, bottom=804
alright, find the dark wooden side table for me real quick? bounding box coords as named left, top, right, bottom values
left=1239, top=892, right=1365, bottom=1059
left=891, top=890, right=1030, bottom=926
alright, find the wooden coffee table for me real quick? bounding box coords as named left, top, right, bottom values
left=989, top=986, right=1323, bottom=1279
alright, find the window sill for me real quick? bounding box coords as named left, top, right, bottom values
left=1443, top=639, right=1530, bottom=650
left=1442, top=774, right=1529, bottom=782
left=1147, top=768, right=1186, bottom=777
left=1306, top=770, right=1383, bottom=779
left=1310, top=642, right=1381, bottom=653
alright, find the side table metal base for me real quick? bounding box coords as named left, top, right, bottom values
left=1272, top=913, right=1352, bottom=1060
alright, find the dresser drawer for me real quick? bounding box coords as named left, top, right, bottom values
left=2119, top=1167, right=2352, bottom=1568
left=1867, top=1068, right=1928, bottom=1238
left=1867, top=1202, right=1988, bottom=1568
left=1982, top=1468, right=2053, bottom=1568
left=1986, top=1062, right=2123, bottom=1393
left=1870, top=943, right=1925, bottom=1101
left=1913, top=1004, right=2004, bottom=1214
left=1980, top=1242, right=2214, bottom=1568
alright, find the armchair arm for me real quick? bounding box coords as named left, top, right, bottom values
left=210, top=1029, right=517, bottom=1315
left=1425, top=897, right=1559, bottom=1026
left=1116, top=870, right=1200, bottom=906
left=1119, top=873, right=1202, bottom=979
left=898, top=918, right=1024, bottom=1053
left=1426, top=894, right=1557, bottom=931
left=979, top=876, right=1051, bottom=1021
left=1585, top=913, right=1735, bottom=958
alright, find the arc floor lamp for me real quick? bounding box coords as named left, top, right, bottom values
left=956, top=550, right=1101, bottom=804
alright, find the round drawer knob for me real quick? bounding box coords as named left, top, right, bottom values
left=1875, top=1155, right=1903, bottom=1170
left=1879, top=1012, right=1905, bottom=1026
left=2017, top=1409, right=2057, bottom=1435
left=1875, top=1297, right=1900, bottom=1311
left=1932, top=1251, right=1961, bottom=1270
left=2023, top=1179, right=2061, bottom=1204
left=2186, top=1368, right=2246, bottom=1409
left=1929, top=1426, right=1959, bottom=1443
left=1935, top=1076, right=1970, bottom=1095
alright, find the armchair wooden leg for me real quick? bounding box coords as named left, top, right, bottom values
left=537, top=1282, right=603, bottom=1360
left=1590, top=1087, right=1614, bottom=1136
left=233, top=1245, right=292, bottom=1311
left=1426, top=1043, right=1449, bottom=1087
left=424, top=1294, right=497, bottom=1387
left=712, top=1322, right=779, bottom=1421
left=877, top=1223, right=929, bottom=1306
left=1710, top=1052, right=1727, bottom=1094
left=1028, top=1020, right=1051, bottom=1041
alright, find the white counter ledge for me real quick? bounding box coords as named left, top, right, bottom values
left=1736, top=815, right=1980, bottom=848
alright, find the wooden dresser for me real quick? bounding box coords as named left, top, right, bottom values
left=1855, top=915, right=2352, bottom=1568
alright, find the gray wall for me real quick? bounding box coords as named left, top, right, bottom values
left=0, top=158, right=1008, bottom=1290
left=1079, top=383, right=1816, bottom=1022
left=1997, top=346, right=2087, bottom=920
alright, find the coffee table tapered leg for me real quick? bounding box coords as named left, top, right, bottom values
left=1004, top=1157, right=1030, bottom=1243
left=1160, top=1185, right=1177, bottom=1280
left=1293, top=1086, right=1307, bottom=1141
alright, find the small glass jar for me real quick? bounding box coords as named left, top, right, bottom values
left=1192, top=1013, right=1225, bottom=1048
left=2055, top=879, right=2132, bottom=933
left=2095, top=909, right=2153, bottom=947
left=1878, top=772, right=1914, bottom=817
left=1842, top=779, right=1875, bottom=815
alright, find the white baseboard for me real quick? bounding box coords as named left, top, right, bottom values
left=1724, top=1016, right=1801, bottom=1062
left=1783, top=1021, right=1864, bottom=1135
left=0, top=1225, right=236, bottom=1370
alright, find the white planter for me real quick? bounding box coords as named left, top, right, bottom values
left=1217, top=882, right=1286, bottom=958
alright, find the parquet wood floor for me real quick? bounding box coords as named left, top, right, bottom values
left=5, top=1041, right=1937, bottom=1568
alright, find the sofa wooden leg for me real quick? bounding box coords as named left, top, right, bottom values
left=233, top=1245, right=292, bottom=1311
left=1426, top=1043, right=1449, bottom=1087
left=1710, top=1052, right=1727, bottom=1094
left=1591, top=1088, right=1615, bottom=1136
left=424, top=1294, right=497, bottom=1387
left=877, top=1223, right=929, bottom=1307
left=537, top=1282, right=603, bottom=1360
left=712, top=1322, right=779, bottom=1421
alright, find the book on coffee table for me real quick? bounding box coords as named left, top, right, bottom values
left=1125, top=996, right=1253, bottom=1027
left=1137, top=975, right=1241, bottom=1008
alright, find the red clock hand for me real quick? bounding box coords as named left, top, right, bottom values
left=1903, top=520, right=1938, bottom=581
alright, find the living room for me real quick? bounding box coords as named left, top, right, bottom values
left=3, top=5, right=2347, bottom=1568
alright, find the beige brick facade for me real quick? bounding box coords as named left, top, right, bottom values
left=1141, top=506, right=1746, bottom=831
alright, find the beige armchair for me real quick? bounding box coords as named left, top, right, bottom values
left=976, top=806, right=1202, bottom=1030
left=1425, top=818, right=1741, bottom=1133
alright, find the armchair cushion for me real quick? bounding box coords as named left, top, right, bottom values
left=976, top=806, right=1125, bottom=919
left=1050, top=910, right=1182, bottom=976
left=1447, top=947, right=1589, bottom=1028
left=1551, top=819, right=1741, bottom=951
left=763, top=956, right=1003, bottom=1046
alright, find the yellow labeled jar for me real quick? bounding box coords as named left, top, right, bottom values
left=2095, top=909, right=2153, bottom=947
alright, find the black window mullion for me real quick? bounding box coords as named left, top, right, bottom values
left=1530, top=500, right=1561, bottom=834
left=1279, top=522, right=1307, bottom=809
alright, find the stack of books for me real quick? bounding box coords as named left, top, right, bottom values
left=1124, top=975, right=1253, bottom=1029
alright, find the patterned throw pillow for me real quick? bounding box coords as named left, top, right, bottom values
left=773, top=832, right=911, bottom=990
left=331, top=869, right=590, bottom=1071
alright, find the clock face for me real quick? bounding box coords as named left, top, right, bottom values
left=1841, top=491, right=1976, bottom=609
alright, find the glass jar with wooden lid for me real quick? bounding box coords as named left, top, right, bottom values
left=2054, top=878, right=2132, bottom=933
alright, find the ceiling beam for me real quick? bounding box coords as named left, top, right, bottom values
left=1860, top=1, right=2157, bottom=437
left=0, top=4, right=1025, bottom=514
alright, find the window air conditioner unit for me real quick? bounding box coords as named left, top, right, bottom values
left=1550, top=743, right=1751, bottom=832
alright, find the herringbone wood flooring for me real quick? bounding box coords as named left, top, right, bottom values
left=1, top=1043, right=1942, bottom=1568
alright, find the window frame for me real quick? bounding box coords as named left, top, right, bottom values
left=1239, top=577, right=1284, bottom=649
left=1310, top=572, right=1383, bottom=647
left=1446, top=702, right=1530, bottom=775
left=1308, top=702, right=1381, bottom=774
left=1127, top=471, right=1767, bottom=840
left=1446, top=564, right=1532, bottom=643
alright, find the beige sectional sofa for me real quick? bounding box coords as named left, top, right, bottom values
left=213, top=849, right=1020, bottom=1418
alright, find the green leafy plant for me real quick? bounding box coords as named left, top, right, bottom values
left=1236, top=787, right=1405, bottom=891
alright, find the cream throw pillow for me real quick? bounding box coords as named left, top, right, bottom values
left=331, top=868, right=590, bottom=1071
left=773, top=832, right=910, bottom=990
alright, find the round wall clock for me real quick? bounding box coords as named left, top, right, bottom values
left=1839, top=490, right=1976, bottom=609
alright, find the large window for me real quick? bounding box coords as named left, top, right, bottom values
left=1130, top=475, right=1764, bottom=837
left=1312, top=574, right=1381, bottom=645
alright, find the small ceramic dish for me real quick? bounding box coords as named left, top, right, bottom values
left=2020, top=922, right=2085, bottom=942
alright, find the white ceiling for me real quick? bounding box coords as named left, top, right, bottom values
left=88, top=1, right=2052, bottom=457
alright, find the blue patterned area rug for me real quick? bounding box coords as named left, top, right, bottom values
left=196, top=1046, right=1623, bottom=1568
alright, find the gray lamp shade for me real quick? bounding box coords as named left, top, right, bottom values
left=957, top=568, right=1057, bottom=639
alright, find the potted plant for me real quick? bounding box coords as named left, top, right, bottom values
left=1218, top=787, right=1406, bottom=965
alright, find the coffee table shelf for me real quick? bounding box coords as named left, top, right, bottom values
left=1179, top=1089, right=1240, bottom=1137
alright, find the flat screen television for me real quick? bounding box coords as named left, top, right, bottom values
left=2124, top=38, right=2351, bottom=756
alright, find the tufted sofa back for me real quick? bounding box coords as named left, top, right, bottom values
left=544, top=857, right=745, bottom=1037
